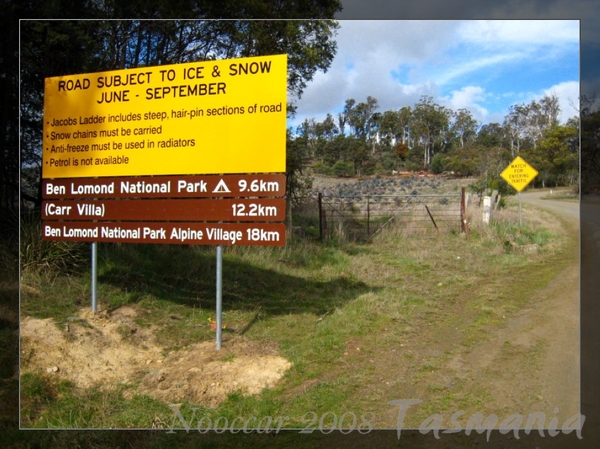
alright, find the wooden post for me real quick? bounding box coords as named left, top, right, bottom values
left=460, top=187, right=470, bottom=241
left=490, top=189, right=498, bottom=214
left=424, top=205, right=438, bottom=231
left=318, top=193, right=323, bottom=240
left=367, top=196, right=370, bottom=237
left=320, top=199, right=328, bottom=240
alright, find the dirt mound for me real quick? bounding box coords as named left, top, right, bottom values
left=20, top=306, right=291, bottom=407
left=140, top=339, right=291, bottom=407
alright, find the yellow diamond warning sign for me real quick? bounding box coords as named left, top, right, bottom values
left=500, top=156, right=539, bottom=192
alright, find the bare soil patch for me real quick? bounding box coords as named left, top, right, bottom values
left=20, top=305, right=291, bottom=407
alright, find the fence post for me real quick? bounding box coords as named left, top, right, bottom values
left=482, top=196, right=492, bottom=225
left=318, top=193, right=323, bottom=240
left=424, top=205, right=438, bottom=232
left=367, top=196, right=370, bottom=237
left=461, top=187, right=471, bottom=241
left=319, top=194, right=329, bottom=240
left=490, top=190, right=498, bottom=214
left=461, top=187, right=466, bottom=232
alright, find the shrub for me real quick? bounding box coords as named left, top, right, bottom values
left=312, top=161, right=333, bottom=176
left=20, top=213, right=87, bottom=276
left=332, top=160, right=354, bottom=177
left=430, top=153, right=445, bottom=174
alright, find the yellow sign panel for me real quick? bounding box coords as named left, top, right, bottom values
left=500, top=156, right=539, bottom=192
left=42, top=55, right=287, bottom=178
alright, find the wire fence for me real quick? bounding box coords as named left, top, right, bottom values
left=292, top=192, right=465, bottom=242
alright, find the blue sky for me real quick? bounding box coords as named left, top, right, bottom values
left=288, top=20, right=580, bottom=131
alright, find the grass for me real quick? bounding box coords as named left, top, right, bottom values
left=20, top=372, right=174, bottom=428
left=16, top=196, right=577, bottom=432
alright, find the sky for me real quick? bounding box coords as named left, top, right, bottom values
left=287, top=20, right=580, bottom=132
left=337, top=0, right=599, bottom=95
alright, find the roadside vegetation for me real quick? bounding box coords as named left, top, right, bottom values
left=19, top=190, right=575, bottom=431
left=294, top=94, right=578, bottom=198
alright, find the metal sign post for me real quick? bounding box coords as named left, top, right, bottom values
left=216, top=245, right=223, bottom=350
left=518, top=192, right=522, bottom=225
left=91, top=242, right=98, bottom=312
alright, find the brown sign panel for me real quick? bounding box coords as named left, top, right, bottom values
left=42, top=222, right=286, bottom=246
left=42, top=198, right=286, bottom=222
left=42, top=174, right=286, bottom=199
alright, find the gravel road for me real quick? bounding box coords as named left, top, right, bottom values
left=520, top=190, right=579, bottom=222
left=519, top=190, right=580, bottom=417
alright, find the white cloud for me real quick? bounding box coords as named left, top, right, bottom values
left=431, top=52, right=523, bottom=86
left=459, top=20, right=579, bottom=47
left=335, top=21, right=460, bottom=64
left=290, top=21, right=459, bottom=126
left=542, top=81, right=581, bottom=123
left=441, top=86, right=489, bottom=122
left=288, top=20, right=579, bottom=130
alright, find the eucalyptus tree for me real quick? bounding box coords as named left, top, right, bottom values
left=337, top=112, right=347, bottom=136
left=449, top=108, right=478, bottom=149
left=502, top=94, right=562, bottom=155
left=296, top=118, right=319, bottom=155
left=378, top=110, right=401, bottom=148
left=297, top=113, right=339, bottom=165
left=529, top=124, right=578, bottom=187
left=539, top=94, right=561, bottom=127
left=348, top=96, right=379, bottom=139
left=315, top=113, right=339, bottom=140
left=337, top=98, right=356, bottom=136
left=397, top=106, right=413, bottom=147
left=368, top=111, right=383, bottom=153
left=526, top=94, right=562, bottom=147
left=409, top=96, right=451, bottom=168
left=286, top=130, right=314, bottom=206
left=476, top=122, right=506, bottom=148
left=503, top=104, right=527, bottom=156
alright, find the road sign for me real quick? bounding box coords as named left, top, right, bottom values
left=500, top=156, right=539, bottom=192
left=42, top=55, right=287, bottom=178
left=41, top=55, right=288, bottom=252
left=42, top=174, right=286, bottom=199
left=41, top=56, right=289, bottom=328
left=42, top=222, right=286, bottom=246
left=42, top=198, right=286, bottom=222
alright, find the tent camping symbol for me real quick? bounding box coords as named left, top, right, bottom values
left=212, top=179, right=231, bottom=193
